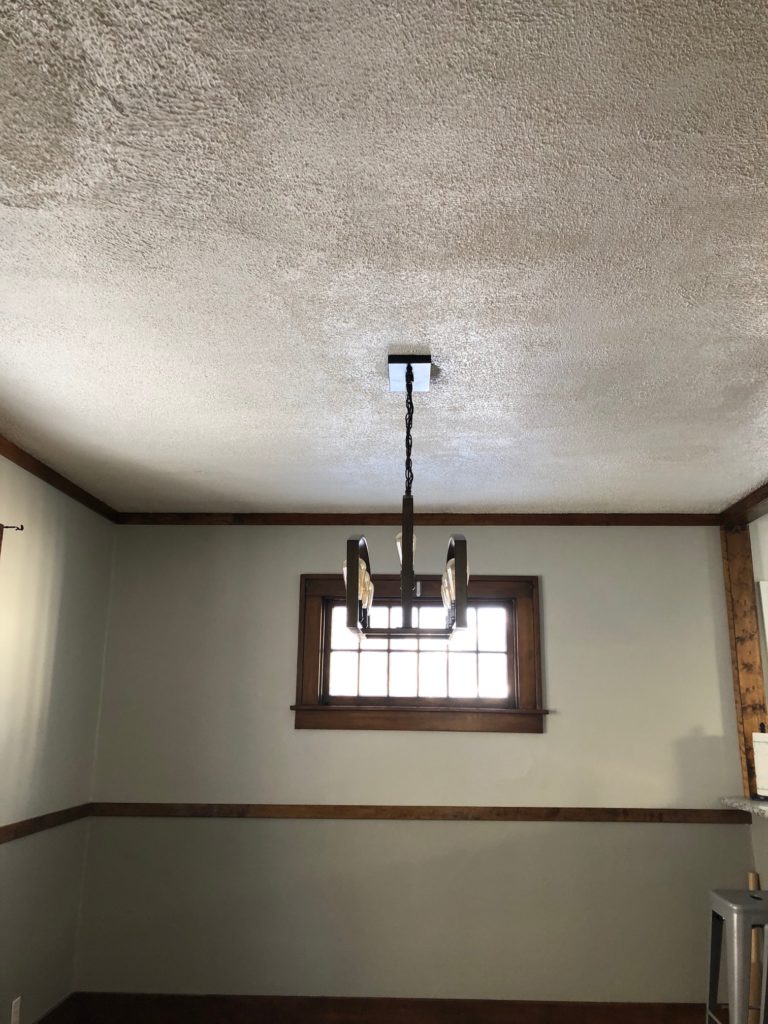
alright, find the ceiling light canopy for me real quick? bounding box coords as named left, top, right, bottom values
left=344, top=356, right=468, bottom=639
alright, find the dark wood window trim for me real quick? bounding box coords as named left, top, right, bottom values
left=293, top=574, right=546, bottom=732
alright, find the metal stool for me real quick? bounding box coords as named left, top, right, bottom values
left=708, top=890, right=768, bottom=1024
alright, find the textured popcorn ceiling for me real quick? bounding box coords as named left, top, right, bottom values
left=0, top=1, right=767, bottom=513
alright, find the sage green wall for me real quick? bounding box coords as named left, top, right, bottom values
left=75, top=522, right=749, bottom=1001
left=0, top=467, right=752, bottom=1008
left=0, top=458, right=114, bottom=1022
left=93, top=524, right=739, bottom=806
left=0, top=824, right=89, bottom=1023
left=77, top=817, right=750, bottom=1003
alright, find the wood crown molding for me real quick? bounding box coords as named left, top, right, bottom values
left=0, top=801, right=749, bottom=845
left=116, top=511, right=722, bottom=525
left=0, top=434, right=118, bottom=522
left=721, top=478, right=768, bottom=526
left=40, top=992, right=705, bottom=1023
left=2, top=429, right=765, bottom=527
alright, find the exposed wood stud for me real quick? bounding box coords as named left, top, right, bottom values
left=721, top=525, right=768, bottom=797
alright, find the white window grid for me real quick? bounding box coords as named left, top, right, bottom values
left=326, top=603, right=511, bottom=701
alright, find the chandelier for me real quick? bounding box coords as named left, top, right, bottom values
left=344, top=355, right=468, bottom=638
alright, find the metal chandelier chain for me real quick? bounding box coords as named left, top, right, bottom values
left=404, top=363, right=414, bottom=496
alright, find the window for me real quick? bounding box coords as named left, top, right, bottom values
left=293, top=575, right=545, bottom=732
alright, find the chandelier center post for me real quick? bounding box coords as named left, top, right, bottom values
left=345, top=354, right=469, bottom=638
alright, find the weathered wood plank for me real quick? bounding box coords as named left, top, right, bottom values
left=721, top=525, right=767, bottom=796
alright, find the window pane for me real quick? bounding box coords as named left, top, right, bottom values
left=419, top=605, right=449, bottom=651
left=330, top=603, right=511, bottom=702
left=329, top=650, right=358, bottom=695
left=368, top=605, right=389, bottom=629
left=391, top=635, right=418, bottom=650
left=360, top=634, right=387, bottom=651
left=359, top=652, right=388, bottom=696
left=449, top=607, right=477, bottom=652
left=477, top=607, right=507, bottom=652
left=419, top=651, right=447, bottom=697
left=419, top=605, right=448, bottom=629
left=420, top=636, right=449, bottom=652
left=448, top=652, right=477, bottom=698
left=390, top=604, right=418, bottom=647
left=389, top=652, right=418, bottom=697
left=360, top=604, right=388, bottom=649
left=478, top=653, right=508, bottom=698
left=331, top=605, right=359, bottom=650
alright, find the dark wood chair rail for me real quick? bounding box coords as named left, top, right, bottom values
left=0, top=801, right=750, bottom=845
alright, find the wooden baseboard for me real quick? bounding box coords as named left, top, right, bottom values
left=41, top=993, right=704, bottom=1023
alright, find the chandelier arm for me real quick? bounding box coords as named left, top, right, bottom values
left=346, top=535, right=371, bottom=630
left=447, top=534, right=468, bottom=630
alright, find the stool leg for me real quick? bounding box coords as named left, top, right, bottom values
left=725, top=915, right=753, bottom=1024
left=708, top=911, right=723, bottom=1020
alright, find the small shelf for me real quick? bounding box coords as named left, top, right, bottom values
left=722, top=796, right=768, bottom=819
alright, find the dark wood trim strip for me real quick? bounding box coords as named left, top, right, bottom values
left=721, top=525, right=767, bottom=796
left=89, top=802, right=749, bottom=825
left=0, top=435, right=118, bottom=522
left=40, top=992, right=705, bottom=1023
left=0, top=803, right=91, bottom=845
left=116, top=511, right=721, bottom=526
left=0, top=801, right=750, bottom=846
left=292, top=705, right=547, bottom=732
left=2, top=424, right=764, bottom=530
left=0, top=427, right=735, bottom=528
left=721, top=479, right=768, bottom=526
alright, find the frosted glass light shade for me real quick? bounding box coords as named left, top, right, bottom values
left=446, top=558, right=456, bottom=601
left=441, top=574, right=452, bottom=611
left=442, top=556, right=470, bottom=613
left=395, top=531, right=417, bottom=565
left=342, top=558, right=371, bottom=601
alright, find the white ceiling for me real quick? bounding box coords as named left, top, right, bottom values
left=0, top=0, right=767, bottom=513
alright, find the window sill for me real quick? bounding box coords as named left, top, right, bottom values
left=292, top=705, right=548, bottom=733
